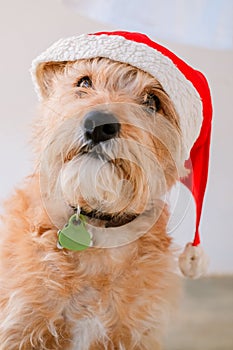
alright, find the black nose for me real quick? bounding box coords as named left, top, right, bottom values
left=83, top=110, right=120, bottom=144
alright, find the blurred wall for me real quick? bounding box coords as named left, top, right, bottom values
left=0, top=0, right=232, bottom=274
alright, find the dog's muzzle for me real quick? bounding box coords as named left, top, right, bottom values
left=83, top=110, right=120, bottom=144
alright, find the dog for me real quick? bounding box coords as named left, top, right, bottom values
left=0, top=31, right=211, bottom=350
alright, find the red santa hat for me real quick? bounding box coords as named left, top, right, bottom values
left=31, top=31, right=212, bottom=278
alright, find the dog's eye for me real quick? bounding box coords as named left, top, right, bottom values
left=76, top=76, right=92, bottom=88
left=143, top=93, right=161, bottom=113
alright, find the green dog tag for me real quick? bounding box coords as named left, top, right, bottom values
left=57, top=214, right=92, bottom=251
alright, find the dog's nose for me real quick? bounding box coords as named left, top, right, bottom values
left=83, top=110, right=120, bottom=143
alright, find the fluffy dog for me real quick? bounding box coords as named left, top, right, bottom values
left=0, top=31, right=211, bottom=350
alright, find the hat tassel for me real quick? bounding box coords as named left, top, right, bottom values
left=179, top=238, right=209, bottom=279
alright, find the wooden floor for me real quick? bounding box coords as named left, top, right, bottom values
left=164, top=276, right=233, bottom=350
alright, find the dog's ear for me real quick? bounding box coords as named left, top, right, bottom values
left=35, top=61, right=67, bottom=98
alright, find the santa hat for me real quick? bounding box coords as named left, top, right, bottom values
left=31, top=31, right=212, bottom=278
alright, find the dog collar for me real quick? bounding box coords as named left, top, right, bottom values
left=73, top=206, right=138, bottom=228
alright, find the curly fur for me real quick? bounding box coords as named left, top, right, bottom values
left=0, top=58, right=186, bottom=349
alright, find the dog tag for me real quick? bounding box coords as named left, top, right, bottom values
left=57, top=214, right=92, bottom=251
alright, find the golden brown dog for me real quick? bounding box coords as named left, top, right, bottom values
left=0, top=57, right=187, bottom=349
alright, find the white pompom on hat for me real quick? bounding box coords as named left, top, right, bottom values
left=31, top=31, right=212, bottom=278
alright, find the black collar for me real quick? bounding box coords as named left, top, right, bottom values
left=71, top=206, right=138, bottom=228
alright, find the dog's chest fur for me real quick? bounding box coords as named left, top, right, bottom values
left=50, top=248, right=125, bottom=348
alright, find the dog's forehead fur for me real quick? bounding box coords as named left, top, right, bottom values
left=38, top=57, right=167, bottom=101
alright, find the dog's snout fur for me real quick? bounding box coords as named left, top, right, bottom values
left=83, top=110, right=120, bottom=144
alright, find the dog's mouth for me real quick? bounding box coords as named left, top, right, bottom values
left=72, top=207, right=138, bottom=228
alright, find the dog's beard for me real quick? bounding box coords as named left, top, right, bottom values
left=62, top=153, right=136, bottom=214
left=59, top=138, right=163, bottom=215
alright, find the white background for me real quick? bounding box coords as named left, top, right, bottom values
left=0, top=0, right=232, bottom=274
